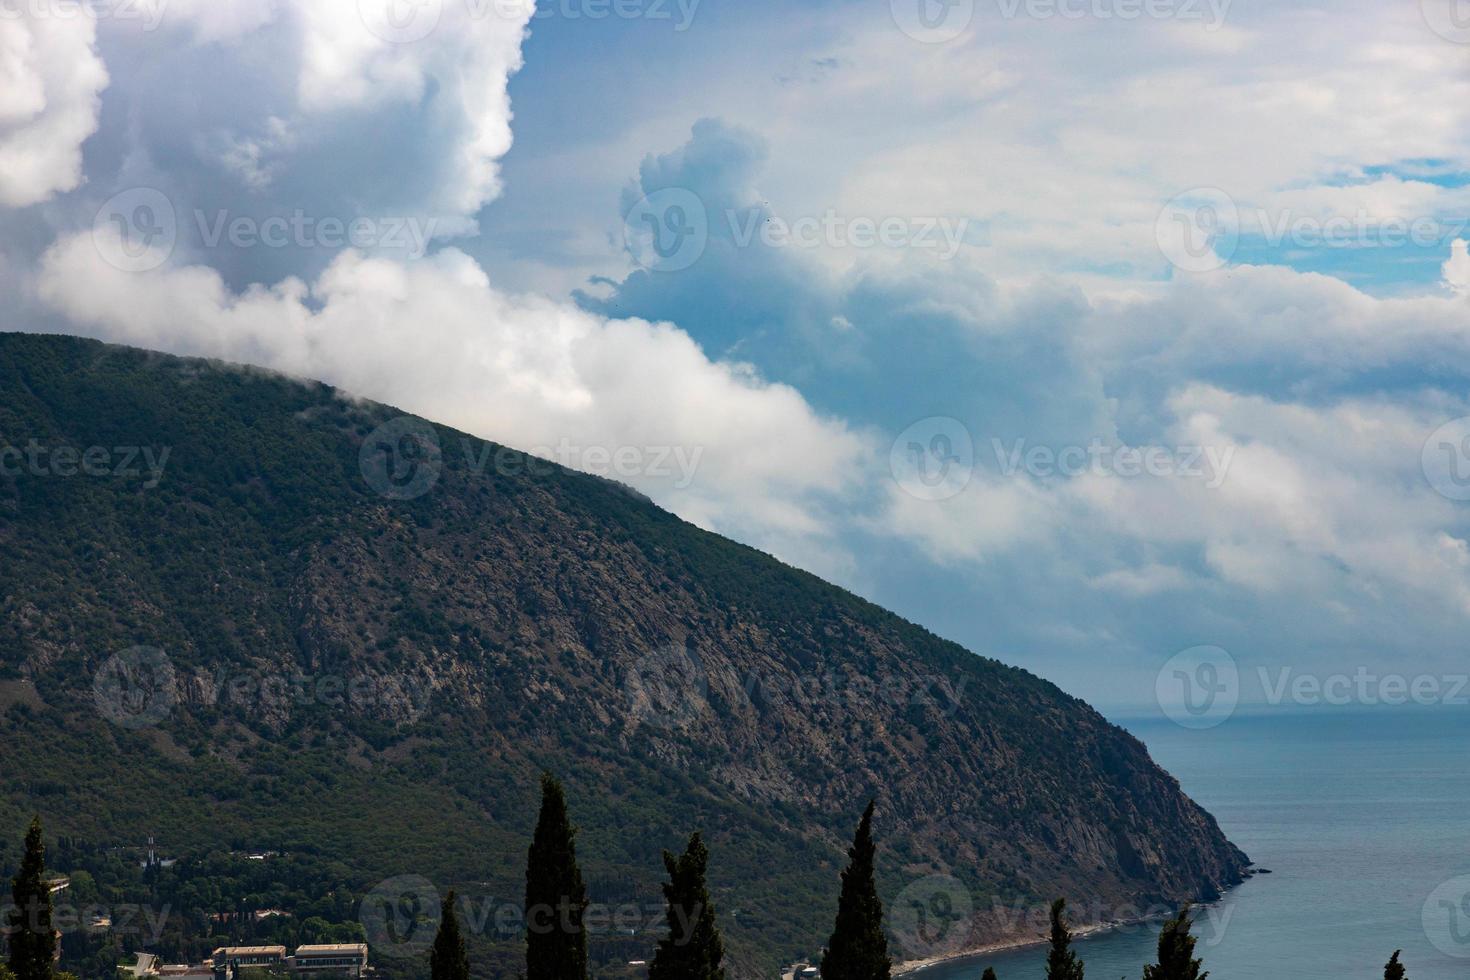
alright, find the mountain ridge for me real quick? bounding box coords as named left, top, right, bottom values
left=0, top=332, right=1248, bottom=977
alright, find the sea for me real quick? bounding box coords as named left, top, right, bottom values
left=915, top=706, right=1470, bottom=980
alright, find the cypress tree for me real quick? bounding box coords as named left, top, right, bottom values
left=524, top=773, right=588, bottom=980
left=819, top=801, right=890, bottom=980
left=649, top=833, right=726, bottom=980
left=981, top=969, right=997, bottom=980
left=1384, top=951, right=1406, bottom=980
left=1142, top=909, right=1207, bottom=980
left=430, top=890, right=470, bottom=980
left=1043, top=899, right=1083, bottom=980
left=8, top=818, right=56, bottom=980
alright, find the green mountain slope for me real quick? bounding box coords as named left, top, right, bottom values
left=0, top=333, right=1248, bottom=977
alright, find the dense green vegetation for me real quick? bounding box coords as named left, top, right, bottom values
left=5, top=813, right=1419, bottom=980
left=15, top=835, right=366, bottom=978
left=0, top=334, right=1249, bottom=977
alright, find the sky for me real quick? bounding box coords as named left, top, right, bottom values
left=3, top=0, right=1470, bottom=714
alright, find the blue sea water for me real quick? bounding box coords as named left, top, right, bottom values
left=916, top=707, right=1470, bottom=980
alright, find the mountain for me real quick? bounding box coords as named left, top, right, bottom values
left=0, top=333, right=1248, bottom=977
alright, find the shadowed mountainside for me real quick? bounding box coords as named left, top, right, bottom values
left=0, top=333, right=1248, bottom=977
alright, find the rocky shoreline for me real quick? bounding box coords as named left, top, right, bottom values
left=894, top=917, right=1146, bottom=976
left=892, top=878, right=1258, bottom=977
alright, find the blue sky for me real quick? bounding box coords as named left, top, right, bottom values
left=4, top=0, right=1470, bottom=714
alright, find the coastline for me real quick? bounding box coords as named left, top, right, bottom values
left=894, top=865, right=1259, bottom=976
left=891, top=915, right=1167, bottom=976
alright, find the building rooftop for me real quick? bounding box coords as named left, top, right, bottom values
left=293, top=945, right=367, bottom=956
left=212, top=946, right=288, bottom=957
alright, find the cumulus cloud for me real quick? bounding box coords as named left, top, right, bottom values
left=513, top=0, right=1470, bottom=302
left=37, top=231, right=868, bottom=562
left=9, top=0, right=1470, bottom=706
left=582, top=116, right=1470, bottom=696
left=581, top=116, right=1470, bottom=655
left=868, top=373, right=1470, bottom=609
left=1078, top=385, right=1470, bottom=611
left=0, top=7, right=108, bottom=207
left=577, top=119, right=846, bottom=366
left=3, top=0, right=532, bottom=291
left=7, top=2, right=880, bottom=571
left=288, top=0, right=527, bottom=217
left=859, top=262, right=1470, bottom=605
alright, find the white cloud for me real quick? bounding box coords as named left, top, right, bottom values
left=1085, top=261, right=1470, bottom=393
left=290, top=0, right=526, bottom=217
left=867, top=268, right=1470, bottom=619
left=1088, top=563, right=1193, bottom=597
left=535, top=0, right=1470, bottom=292
left=37, top=231, right=867, bottom=561
left=1445, top=239, right=1470, bottom=297
left=0, top=7, right=108, bottom=207
left=7, top=0, right=1470, bottom=702
left=29, top=0, right=534, bottom=276
left=875, top=476, right=1053, bottom=565
left=150, top=0, right=274, bottom=41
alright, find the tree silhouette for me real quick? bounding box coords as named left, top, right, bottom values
left=430, top=891, right=470, bottom=980
left=524, top=774, right=588, bottom=980
left=8, top=818, right=56, bottom=980
left=1142, top=909, right=1207, bottom=980
left=1043, top=899, right=1083, bottom=980
left=820, top=801, right=890, bottom=980
left=649, top=833, right=726, bottom=980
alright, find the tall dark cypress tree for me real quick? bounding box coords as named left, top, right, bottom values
left=1383, top=951, right=1406, bottom=980
left=1043, top=899, right=1083, bottom=980
left=524, top=773, right=588, bottom=980
left=980, top=968, right=997, bottom=980
left=819, top=801, right=890, bottom=980
left=8, top=818, right=56, bottom=980
left=1142, top=909, right=1207, bottom=980
left=430, top=891, right=470, bottom=980
left=648, top=833, right=726, bottom=980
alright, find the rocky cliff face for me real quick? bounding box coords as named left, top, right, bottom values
left=0, top=334, right=1248, bottom=975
